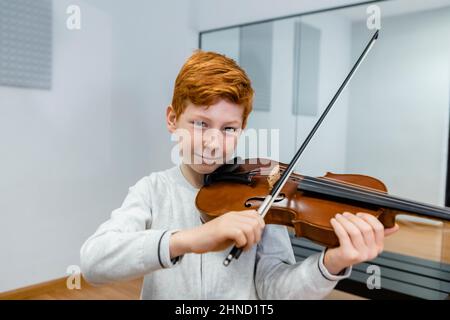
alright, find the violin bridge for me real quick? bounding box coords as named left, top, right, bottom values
left=267, top=164, right=281, bottom=191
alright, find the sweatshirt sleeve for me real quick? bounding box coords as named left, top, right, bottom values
left=80, top=177, right=183, bottom=286
left=255, top=224, right=351, bottom=300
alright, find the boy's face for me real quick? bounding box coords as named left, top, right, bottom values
left=167, top=99, right=244, bottom=174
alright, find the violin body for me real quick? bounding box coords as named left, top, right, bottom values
left=196, top=158, right=398, bottom=248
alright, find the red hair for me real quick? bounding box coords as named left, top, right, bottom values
left=171, top=50, right=254, bottom=127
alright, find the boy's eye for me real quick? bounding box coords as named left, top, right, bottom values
left=224, top=127, right=237, bottom=133
left=193, top=121, right=207, bottom=129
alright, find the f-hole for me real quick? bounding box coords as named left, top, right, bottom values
left=244, top=193, right=286, bottom=208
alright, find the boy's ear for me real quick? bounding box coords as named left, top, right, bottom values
left=166, top=105, right=177, bottom=133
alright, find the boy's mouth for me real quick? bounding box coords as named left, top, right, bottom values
left=193, top=153, right=224, bottom=162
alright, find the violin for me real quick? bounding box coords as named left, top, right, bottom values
left=196, top=157, right=450, bottom=248
left=195, top=30, right=450, bottom=266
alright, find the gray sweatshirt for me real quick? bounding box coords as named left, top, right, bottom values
left=80, top=165, right=351, bottom=299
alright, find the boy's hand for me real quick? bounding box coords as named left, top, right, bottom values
left=170, top=210, right=265, bottom=258
left=324, top=212, right=399, bottom=275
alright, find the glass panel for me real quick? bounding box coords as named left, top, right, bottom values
left=201, top=0, right=450, bottom=299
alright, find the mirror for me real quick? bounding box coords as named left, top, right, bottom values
left=200, top=0, right=450, bottom=266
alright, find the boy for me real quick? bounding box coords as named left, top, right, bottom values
left=80, top=50, right=399, bottom=299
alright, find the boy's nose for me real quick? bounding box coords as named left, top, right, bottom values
left=203, top=136, right=220, bottom=150
left=202, top=130, right=222, bottom=148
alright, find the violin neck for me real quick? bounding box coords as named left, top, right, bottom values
left=297, top=176, right=450, bottom=222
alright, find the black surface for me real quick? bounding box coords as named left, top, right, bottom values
left=291, top=236, right=450, bottom=300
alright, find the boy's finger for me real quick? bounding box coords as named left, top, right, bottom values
left=343, top=212, right=375, bottom=248
left=384, top=223, right=400, bottom=237
left=237, top=211, right=265, bottom=229
left=235, top=215, right=264, bottom=234
left=330, top=217, right=352, bottom=248
left=238, top=209, right=258, bottom=217
left=356, top=213, right=384, bottom=250
left=335, top=213, right=366, bottom=251
left=231, top=229, right=247, bottom=248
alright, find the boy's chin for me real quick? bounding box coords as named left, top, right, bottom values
left=188, top=162, right=222, bottom=175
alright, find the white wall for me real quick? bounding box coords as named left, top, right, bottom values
left=105, top=1, right=198, bottom=188
left=0, top=0, right=113, bottom=292
left=292, top=13, right=352, bottom=176
left=0, top=0, right=197, bottom=292
left=192, top=0, right=365, bottom=32
left=346, top=8, right=450, bottom=206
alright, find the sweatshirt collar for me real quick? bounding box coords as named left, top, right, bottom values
left=169, top=165, right=201, bottom=192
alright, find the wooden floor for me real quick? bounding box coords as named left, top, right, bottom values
left=1, top=276, right=362, bottom=300
left=1, top=218, right=447, bottom=300
left=30, top=278, right=143, bottom=300
left=383, top=217, right=450, bottom=263
left=0, top=277, right=143, bottom=300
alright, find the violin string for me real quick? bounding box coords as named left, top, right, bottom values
left=303, top=176, right=449, bottom=214
left=271, top=168, right=395, bottom=199
left=280, top=169, right=449, bottom=214
left=271, top=168, right=450, bottom=216
left=300, top=175, right=450, bottom=216
left=254, top=167, right=450, bottom=217
left=278, top=168, right=398, bottom=196
left=274, top=168, right=393, bottom=197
